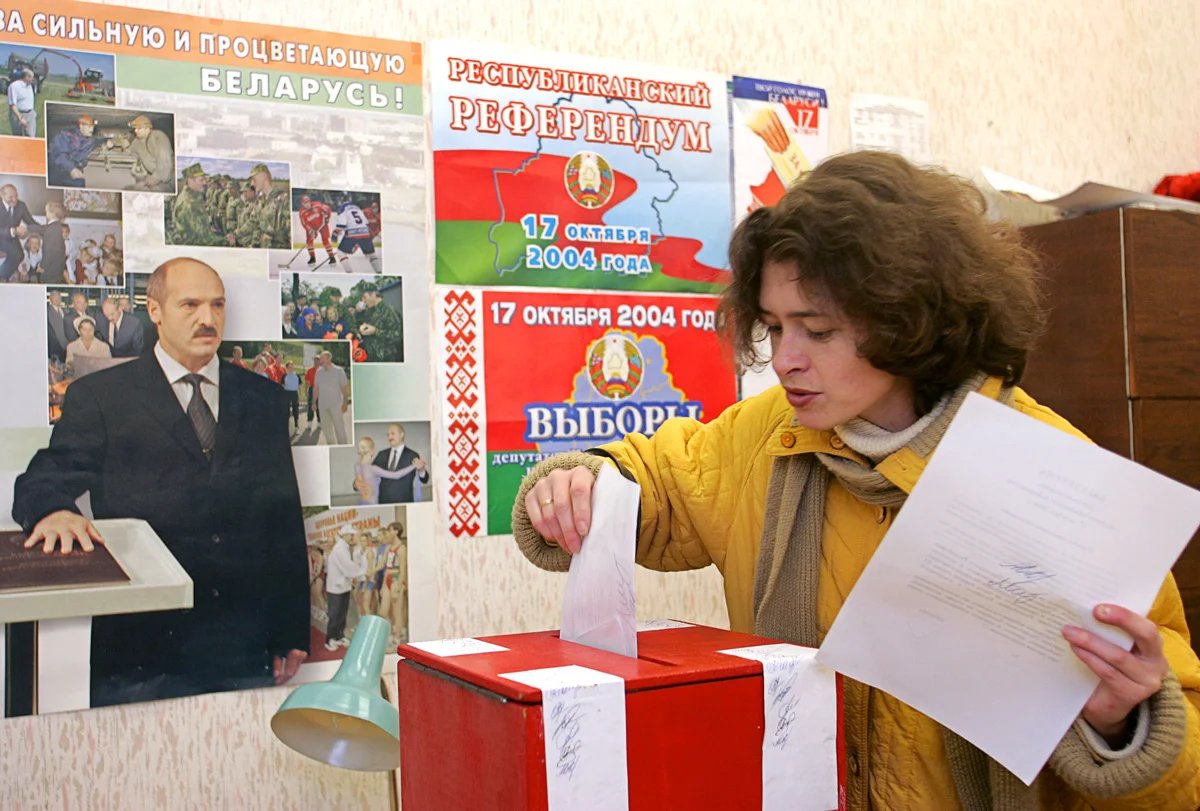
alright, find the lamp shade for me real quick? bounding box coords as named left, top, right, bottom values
left=271, top=614, right=399, bottom=771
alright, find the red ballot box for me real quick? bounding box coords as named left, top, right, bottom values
left=397, top=623, right=844, bottom=810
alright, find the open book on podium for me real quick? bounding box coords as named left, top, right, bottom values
left=0, top=518, right=192, bottom=623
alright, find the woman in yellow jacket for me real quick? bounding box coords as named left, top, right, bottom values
left=512, top=151, right=1200, bottom=810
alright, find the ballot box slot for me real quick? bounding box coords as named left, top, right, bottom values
left=547, top=631, right=680, bottom=667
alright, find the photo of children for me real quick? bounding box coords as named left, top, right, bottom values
left=1, top=43, right=116, bottom=138
left=2, top=175, right=123, bottom=285
left=328, top=421, right=432, bottom=506
left=280, top=272, right=403, bottom=362
left=271, top=187, right=382, bottom=276
left=165, top=156, right=290, bottom=249
left=44, top=102, right=175, bottom=192
left=219, top=339, right=352, bottom=446
left=303, top=505, right=410, bottom=658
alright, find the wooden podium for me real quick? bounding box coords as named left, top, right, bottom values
left=1021, top=208, right=1200, bottom=651
left=0, top=518, right=192, bottom=715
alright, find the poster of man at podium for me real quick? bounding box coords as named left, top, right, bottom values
left=11, top=258, right=310, bottom=708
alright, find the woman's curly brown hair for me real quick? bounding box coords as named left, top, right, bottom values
left=720, top=150, right=1046, bottom=415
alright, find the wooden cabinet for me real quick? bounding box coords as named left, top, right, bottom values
left=1021, top=209, right=1200, bottom=652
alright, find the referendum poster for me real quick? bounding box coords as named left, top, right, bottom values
left=0, top=0, right=430, bottom=712
left=430, top=40, right=732, bottom=294
left=731, top=76, right=828, bottom=215
left=438, top=288, right=737, bottom=537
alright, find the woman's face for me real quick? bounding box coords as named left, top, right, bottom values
left=102, top=235, right=115, bottom=250
left=760, top=260, right=916, bottom=432
left=79, top=320, right=95, bottom=339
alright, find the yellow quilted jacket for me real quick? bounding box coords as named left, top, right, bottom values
left=597, top=380, right=1200, bottom=810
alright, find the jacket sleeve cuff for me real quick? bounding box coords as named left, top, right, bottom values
left=1074, top=701, right=1151, bottom=762
left=511, top=451, right=606, bottom=572
left=1048, top=672, right=1188, bottom=797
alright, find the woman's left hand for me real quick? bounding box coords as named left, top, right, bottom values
left=1063, top=603, right=1169, bottom=743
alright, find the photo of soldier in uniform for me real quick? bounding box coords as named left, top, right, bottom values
left=44, top=102, right=175, bottom=193
left=165, top=156, right=290, bottom=250
left=1, top=43, right=116, bottom=138
left=1, top=174, right=123, bottom=286
left=219, top=338, right=352, bottom=447
left=271, top=187, right=383, bottom=276
left=280, top=272, right=403, bottom=363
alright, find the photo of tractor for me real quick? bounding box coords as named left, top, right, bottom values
left=1, top=43, right=115, bottom=137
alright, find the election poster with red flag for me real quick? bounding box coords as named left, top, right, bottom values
left=429, top=40, right=732, bottom=294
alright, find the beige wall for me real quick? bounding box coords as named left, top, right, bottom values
left=5, top=0, right=1198, bottom=808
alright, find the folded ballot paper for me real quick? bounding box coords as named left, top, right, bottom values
left=560, top=463, right=640, bottom=658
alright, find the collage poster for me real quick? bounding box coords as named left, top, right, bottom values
left=429, top=41, right=737, bottom=537
left=0, top=0, right=431, bottom=711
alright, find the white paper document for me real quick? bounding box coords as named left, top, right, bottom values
left=849, top=93, right=930, bottom=164
left=1041, top=181, right=1200, bottom=216
left=817, top=394, right=1200, bottom=783
left=721, top=644, right=839, bottom=811
left=405, top=638, right=509, bottom=657
left=637, top=619, right=693, bottom=632
left=980, top=167, right=1060, bottom=203
left=499, top=665, right=629, bottom=811
left=561, top=464, right=640, bottom=658
left=980, top=169, right=1200, bottom=216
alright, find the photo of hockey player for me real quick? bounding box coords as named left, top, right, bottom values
left=273, top=187, right=382, bottom=275
left=164, top=156, right=291, bottom=249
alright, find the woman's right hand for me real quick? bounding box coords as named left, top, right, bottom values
left=523, top=466, right=598, bottom=555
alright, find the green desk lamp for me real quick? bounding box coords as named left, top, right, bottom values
left=271, top=614, right=399, bottom=771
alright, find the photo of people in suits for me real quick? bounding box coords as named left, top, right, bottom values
left=14, top=258, right=310, bottom=708
left=47, top=285, right=152, bottom=423
left=0, top=174, right=123, bottom=286
left=328, top=421, right=432, bottom=507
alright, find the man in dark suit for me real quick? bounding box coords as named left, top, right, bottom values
left=1, top=183, right=37, bottom=281
left=23, top=199, right=70, bottom=284
left=372, top=422, right=429, bottom=504
left=14, top=258, right=309, bottom=708
left=47, top=290, right=69, bottom=361
left=62, top=291, right=94, bottom=344
left=95, top=295, right=145, bottom=358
